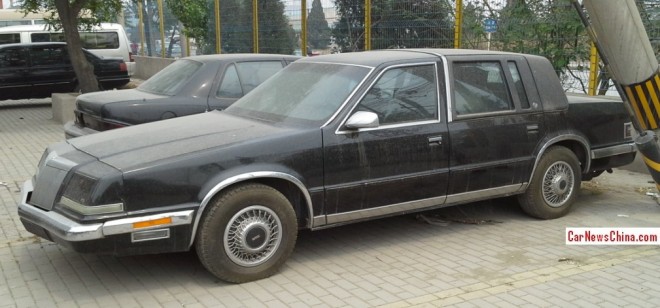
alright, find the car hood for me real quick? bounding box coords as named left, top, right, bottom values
left=67, top=111, right=298, bottom=171
left=76, top=88, right=168, bottom=116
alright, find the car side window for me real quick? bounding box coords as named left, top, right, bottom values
left=508, top=61, right=530, bottom=109
left=356, top=64, right=438, bottom=126
left=0, top=48, right=27, bottom=68
left=217, top=64, right=243, bottom=98
left=31, top=33, right=66, bottom=43
left=453, top=61, right=513, bottom=115
left=0, top=33, right=20, bottom=44
left=30, top=46, right=68, bottom=66
left=235, top=61, right=284, bottom=94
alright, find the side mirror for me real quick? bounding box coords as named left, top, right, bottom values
left=345, top=111, right=379, bottom=129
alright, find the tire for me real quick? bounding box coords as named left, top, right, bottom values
left=195, top=183, right=298, bottom=283
left=518, top=146, right=581, bottom=219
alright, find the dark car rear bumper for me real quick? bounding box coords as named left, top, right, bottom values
left=64, top=121, right=99, bottom=139
left=99, top=77, right=130, bottom=89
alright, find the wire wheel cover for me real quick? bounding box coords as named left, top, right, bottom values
left=223, top=205, right=282, bottom=267
left=542, top=161, right=574, bottom=207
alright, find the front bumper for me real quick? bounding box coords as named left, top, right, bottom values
left=18, top=179, right=196, bottom=255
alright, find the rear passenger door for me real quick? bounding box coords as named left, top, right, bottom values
left=208, top=60, right=285, bottom=110
left=447, top=56, right=543, bottom=197
left=28, top=45, right=76, bottom=95
left=0, top=46, right=30, bottom=99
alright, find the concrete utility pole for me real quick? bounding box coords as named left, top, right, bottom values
left=576, top=0, right=660, bottom=191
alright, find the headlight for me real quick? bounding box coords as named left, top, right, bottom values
left=56, top=161, right=124, bottom=216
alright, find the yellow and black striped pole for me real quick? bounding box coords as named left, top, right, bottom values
left=581, top=0, right=660, bottom=190
left=623, top=72, right=660, bottom=131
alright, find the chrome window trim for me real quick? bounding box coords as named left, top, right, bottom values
left=408, top=51, right=451, bottom=122
left=298, top=61, right=374, bottom=69
left=336, top=119, right=440, bottom=135
left=320, top=66, right=376, bottom=128
left=441, top=55, right=452, bottom=123
left=453, top=109, right=519, bottom=120
left=591, top=142, right=636, bottom=159
left=450, top=61, right=517, bottom=119
left=335, top=62, right=442, bottom=135
left=189, top=171, right=314, bottom=248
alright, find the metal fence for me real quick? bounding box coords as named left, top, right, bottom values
left=123, top=0, right=659, bottom=95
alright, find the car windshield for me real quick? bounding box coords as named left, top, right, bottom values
left=138, top=59, right=202, bottom=96
left=226, top=62, right=370, bottom=126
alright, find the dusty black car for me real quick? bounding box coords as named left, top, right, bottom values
left=0, top=42, right=129, bottom=100
left=64, top=54, right=299, bottom=138
left=19, top=49, right=635, bottom=283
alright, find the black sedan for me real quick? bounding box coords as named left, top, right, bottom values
left=64, top=54, right=299, bottom=138
left=21, top=49, right=618, bottom=284
left=0, top=42, right=129, bottom=100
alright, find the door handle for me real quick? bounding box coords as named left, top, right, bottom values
left=428, top=136, right=443, bottom=146
left=526, top=124, right=539, bottom=133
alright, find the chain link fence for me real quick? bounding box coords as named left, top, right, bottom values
left=119, top=0, right=659, bottom=95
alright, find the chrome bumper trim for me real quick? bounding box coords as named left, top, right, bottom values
left=19, top=202, right=103, bottom=242
left=19, top=180, right=195, bottom=242
left=591, top=142, right=636, bottom=159
left=103, top=210, right=194, bottom=236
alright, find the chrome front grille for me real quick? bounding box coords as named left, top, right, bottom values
left=30, top=165, right=68, bottom=210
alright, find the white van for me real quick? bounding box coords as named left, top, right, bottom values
left=0, top=23, right=135, bottom=75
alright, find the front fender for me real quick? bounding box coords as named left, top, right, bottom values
left=190, top=165, right=315, bottom=249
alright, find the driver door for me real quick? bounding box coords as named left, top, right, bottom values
left=322, top=62, right=450, bottom=224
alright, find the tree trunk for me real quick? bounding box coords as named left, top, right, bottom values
left=54, top=0, right=100, bottom=93
left=144, top=0, right=154, bottom=56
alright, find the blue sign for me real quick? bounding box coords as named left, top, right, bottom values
left=484, top=18, right=497, bottom=33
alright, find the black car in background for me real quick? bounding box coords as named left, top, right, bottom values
left=64, top=54, right=300, bottom=138
left=0, top=42, right=129, bottom=100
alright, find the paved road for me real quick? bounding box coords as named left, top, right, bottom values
left=1, top=103, right=660, bottom=307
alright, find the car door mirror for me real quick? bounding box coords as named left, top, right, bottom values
left=345, top=111, right=379, bottom=129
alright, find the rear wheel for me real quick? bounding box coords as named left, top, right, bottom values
left=518, top=146, right=581, bottom=219
left=195, top=183, right=297, bottom=283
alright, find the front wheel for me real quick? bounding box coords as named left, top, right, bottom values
left=195, top=183, right=298, bottom=283
left=518, top=146, right=581, bottom=219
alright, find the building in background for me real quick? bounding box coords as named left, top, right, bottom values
left=0, top=9, right=46, bottom=27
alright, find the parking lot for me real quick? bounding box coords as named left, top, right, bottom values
left=1, top=101, right=660, bottom=307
